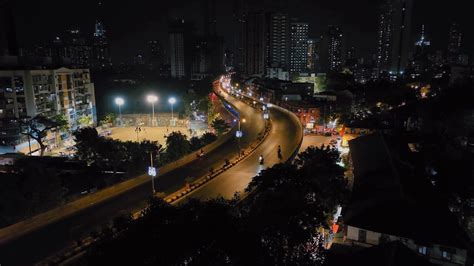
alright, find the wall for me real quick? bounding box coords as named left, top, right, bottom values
left=346, top=225, right=467, bottom=266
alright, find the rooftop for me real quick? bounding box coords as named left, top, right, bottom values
left=326, top=241, right=435, bottom=266
left=345, top=133, right=470, bottom=249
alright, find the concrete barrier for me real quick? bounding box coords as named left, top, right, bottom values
left=162, top=101, right=272, bottom=205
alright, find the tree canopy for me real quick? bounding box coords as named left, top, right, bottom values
left=211, top=118, right=230, bottom=136
left=19, top=115, right=69, bottom=155
left=165, top=131, right=191, bottom=162
left=80, top=146, right=348, bottom=265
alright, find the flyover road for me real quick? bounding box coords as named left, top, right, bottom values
left=177, top=95, right=303, bottom=202
left=0, top=88, right=265, bottom=265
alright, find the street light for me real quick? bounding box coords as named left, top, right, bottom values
left=235, top=118, right=246, bottom=157
left=148, top=151, right=157, bottom=195
left=168, top=97, right=176, bottom=125
left=115, top=97, right=124, bottom=126
left=147, top=95, right=158, bottom=126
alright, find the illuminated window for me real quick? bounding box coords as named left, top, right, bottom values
left=418, top=246, right=428, bottom=255
left=442, top=251, right=452, bottom=261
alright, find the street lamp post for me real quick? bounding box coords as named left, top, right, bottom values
left=115, top=97, right=124, bottom=126
left=147, top=95, right=158, bottom=127
left=150, top=152, right=155, bottom=194
left=236, top=118, right=246, bottom=157
left=168, top=97, right=176, bottom=126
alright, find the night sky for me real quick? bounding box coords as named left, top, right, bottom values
left=5, top=0, right=474, bottom=63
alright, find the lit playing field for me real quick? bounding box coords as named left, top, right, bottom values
left=108, top=126, right=191, bottom=146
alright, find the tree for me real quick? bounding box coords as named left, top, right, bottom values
left=241, top=146, right=347, bottom=263
left=73, top=127, right=101, bottom=164
left=52, top=114, right=70, bottom=132
left=165, top=131, right=191, bottom=162
left=123, top=140, right=162, bottom=175
left=211, top=118, right=229, bottom=136
left=189, top=136, right=202, bottom=151
left=78, top=147, right=347, bottom=266
left=16, top=158, right=64, bottom=216
left=20, top=115, right=68, bottom=156
left=200, top=132, right=217, bottom=146
left=294, top=145, right=348, bottom=223
left=78, top=115, right=93, bottom=128
left=99, top=113, right=116, bottom=126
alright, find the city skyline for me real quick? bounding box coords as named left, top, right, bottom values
left=2, top=0, right=473, bottom=64
left=0, top=0, right=472, bottom=265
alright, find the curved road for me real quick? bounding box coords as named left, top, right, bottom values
left=0, top=90, right=264, bottom=265
left=0, top=82, right=302, bottom=265
left=178, top=96, right=303, bottom=201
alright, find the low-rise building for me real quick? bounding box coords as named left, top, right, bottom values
left=343, top=133, right=470, bottom=266
left=280, top=101, right=322, bottom=131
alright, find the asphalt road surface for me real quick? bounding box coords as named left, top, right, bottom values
left=0, top=89, right=265, bottom=265
left=177, top=103, right=303, bottom=201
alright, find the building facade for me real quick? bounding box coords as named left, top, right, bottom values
left=169, top=31, right=186, bottom=79
left=266, top=13, right=290, bottom=72
left=321, top=25, right=343, bottom=72
left=0, top=68, right=96, bottom=148
left=290, top=21, right=309, bottom=75
left=447, top=22, right=462, bottom=65
left=243, top=12, right=266, bottom=76
left=307, top=38, right=318, bottom=73
left=375, top=0, right=413, bottom=75
left=345, top=226, right=467, bottom=266
left=92, top=21, right=111, bottom=69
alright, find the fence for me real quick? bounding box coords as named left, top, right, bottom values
left=116, top=113, right=188, bottom=127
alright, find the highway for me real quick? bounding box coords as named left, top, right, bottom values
left=177, top=94, right=303, bottom=201
left=0, top=86, right=264, bottom=265
left=0, top=82, right=302, bottom=265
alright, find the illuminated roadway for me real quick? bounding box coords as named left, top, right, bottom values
left=177, top=91, right=303, bottom=201
left=0, top=82, right=302, bottom=265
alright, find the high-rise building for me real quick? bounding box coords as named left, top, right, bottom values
left=307, top=38, right=319, bottom=73
left=376, top=0, right=393, bottom=72
left=447, top=22, right=462, bottom=65
left=92, top=21, right=111, bottom=69
left=0, top=68, right=96, bottom=149
left=232, top=0, right=247, bottom=73
left=267, top=13, right=290, bottom=70
left=290, top=21, right=309, bottom=75
left=191, top=39, right=210, bottom=80
left=63, top=29, right=92, bottom=69
left=169, top=20, right=186, bottom=79
left=243, top=12, right=266, bottom=76
left=203, top=0, right=217, bottom=37
left=345, top=46, right=357, bottom=72
left=147, top=40, right=164, bottom=68
left=133, top=53, right=145, bottom=66
left=410, top=25, right=431, bottom=75
left=376, top=0, right=413, bottom=75
left=0, top=2, right=18, bottom=56
left=321, top=25, right=343, bottom=72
